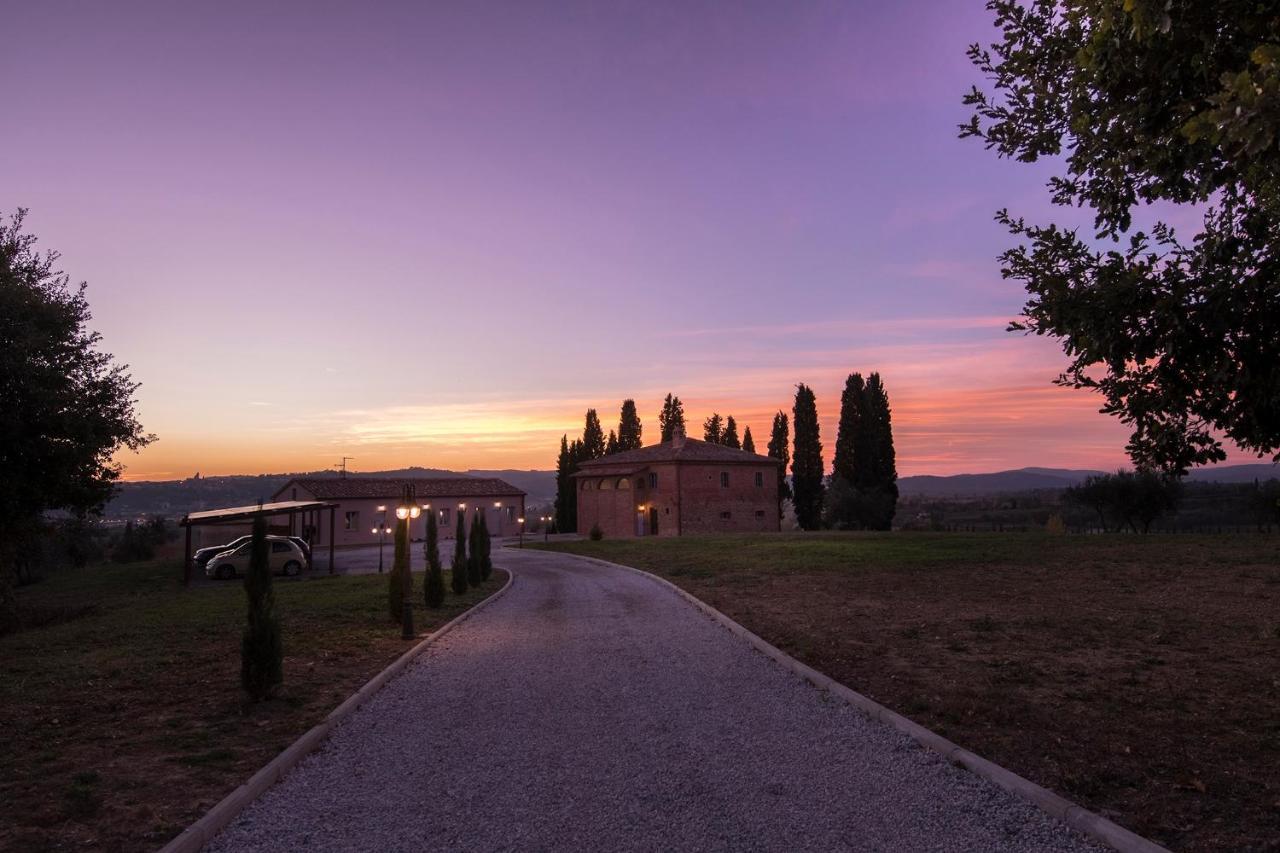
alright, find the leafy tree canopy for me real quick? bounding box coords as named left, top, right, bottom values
left=963, top=1, right=1280, bottom=474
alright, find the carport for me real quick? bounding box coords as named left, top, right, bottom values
left=179, top=500, right=338, bottom=586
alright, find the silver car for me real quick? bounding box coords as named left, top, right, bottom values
left=206, top=536, right=307, bottom=580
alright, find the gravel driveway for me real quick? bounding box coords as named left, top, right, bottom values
left=207, top=548, right=1100, bottom=852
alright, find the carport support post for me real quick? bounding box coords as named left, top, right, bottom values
left=328, top=505, right=336, bottom=574
left=182, top=522, right=193, bottom=587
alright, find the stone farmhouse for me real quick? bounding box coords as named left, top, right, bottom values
left=574, top=427, right=782, bottom=537
left=272, top=477, right=526, bottom=547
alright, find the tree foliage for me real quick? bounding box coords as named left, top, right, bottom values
left=388, top=512, right=409, bottom=622
left=554, top=435, right=584, bottom=534
left=1065, top=469, right=1182, bottom=533
left=827, top=372, right=898, bottom=530
left=963, top=1, right=1280, bottom=474
left=767, top=411, right=792, bottom=518
left=741, top=426, right=755, bottom=454
left=423, top=509, right=444, bottom=608
left=582, top=409, right=606, bottom=460
left=466, top=511, right=482, bottom=587
left=0, top=210, right=154, bottom=631
left=478, top=512, right=493, bottom=582
left=723, top=416, right=741, bottom=449
left=702, top=413, right=724, bottom=444
left=658, top=394, right=686, bottom=442
left=450, top=512, right=468, bottom=595
left=618, top=399, right=643, bottom=451
left=791, top=384, right=825, bottom=531
left=241, top=516, right=282, bottom=701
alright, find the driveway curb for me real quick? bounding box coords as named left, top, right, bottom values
left=158, top=569, right=516, bottom=853
left=577, top=554, right=1167, bottom=853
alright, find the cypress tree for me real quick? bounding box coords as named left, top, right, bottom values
left=466, top=511, right=482, bottom=586
left=605, top=430, right=619, bottom=456
left=424, top=509, right=444, bottom=608
left=658, top=394, right=686, bottom=441
left=582, top=409, right=606, bottom=459
left=742, top=425, right=756, bottom=454
left=554, top=434, right=582, bottom=533
left=723, top=416, right=740, bottom=449
left=388, top=511, right=409, bottom=622
left=450, top=512, right=468, bottom=595
left=618, top=399, right=643, bottom=450
left=240, top=515, right=282, bottom=700
left=791, top=384, right=825, bottom=531
left=860, top=373, right=899, bottom=530
left=702, top=413, right=724, bottom=444
left=479, top=512, right=493, bottom=581
left=828, top=373, right=865, bottom=529
left=767, top=411, right=791, bottom=519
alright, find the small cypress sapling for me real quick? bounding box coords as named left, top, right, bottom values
left=240, top=515, right=282, bottom=700
left=424, top=510, right=444, bottom=608
left=467, top=512, right=482, bottom=586
left=388, top=512, right=409, bottom=622
left=451, top=512, right=468, bottom=595
left=479, top=512, right=493, bottom=582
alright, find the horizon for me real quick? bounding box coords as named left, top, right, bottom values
left=4, top=2, right=1257, bottom=481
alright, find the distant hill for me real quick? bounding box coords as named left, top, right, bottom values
left=106, top=467, right=556, bottom=519
left=900, top=462, right=1280, bottom=498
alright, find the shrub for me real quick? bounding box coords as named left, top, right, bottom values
left=589, top=523, right=603, bottom=541
left=1045, top=514, right=1067, bottom=535
left=424, top=510, right=444, bottom=609
left=450, top=513, right=468, bottom=595
left=109, top=520, right=154, bottom=563
left=479, top=513, right=493, bottom=582
left=388, top=516, right=409, bottom=623
left=466, top=513, right=482, bottom=587
left=240, top=516, right=282, bottom=700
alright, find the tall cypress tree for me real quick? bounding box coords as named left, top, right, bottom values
left=860, top=373, right=899, bottom=530
left=702, top=413, right=724, bottom=443
left=767, top=411, right=791, bottom=519
left=605, top=430, right=619, bottom=455
left=791, top=384, right=825, bottom=531
left=450, top=512, right=468, bottom=595
left=554, top=435, right=583, bottom=533
left=241, top=515, right=282, bottom=700
left=658, top=394, right=686, bottom=441
left=479, top=512, right=493, bottom=582
left=466, top=511, right=482, bottom=586
left=618, top=399, right=643, bottom=450
left=723, top=416, right=740, bottom=449
left=742, top=425, right=756, bottom=454
left=583, top=409, right=606, bottom=459
left=833, top=373, right=865, bottom=486
left=388, top=510, right=409, bottom=622
left=424, top=509, right=444, bottom=608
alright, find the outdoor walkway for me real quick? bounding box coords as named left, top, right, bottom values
left=207, top=548, right=1099, bottom=852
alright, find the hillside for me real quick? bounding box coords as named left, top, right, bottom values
left=899, top=462, right=1279, bottom=498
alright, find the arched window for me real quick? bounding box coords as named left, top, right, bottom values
left=581, top=480, right=593, bottom=491
left=599, top=478, right=614, bottom=490
left=617, top=478, right=631, bottom=490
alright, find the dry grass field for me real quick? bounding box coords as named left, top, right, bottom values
left=0, top=561, right=503, bottom=853
left=541, top=532, right=1280, bottom=852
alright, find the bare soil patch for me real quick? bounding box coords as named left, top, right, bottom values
left=543, top=533, right=1280, bottom=852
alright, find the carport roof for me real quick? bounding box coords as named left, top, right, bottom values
left=181, top=500, right=335, bottom=526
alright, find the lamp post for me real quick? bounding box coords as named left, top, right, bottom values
left=395, top=485, right=421, bottom=640
left=517, top=516, right=525, bottom=548
left=541, top=515, right=550, bottom=542
left=638, top=504, right=646, bottom=537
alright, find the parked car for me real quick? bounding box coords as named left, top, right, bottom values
left=286, top=536, right=312, bottom=563
left=205, top=537, right=306, bottom=580
left=192, top=535, right=252, bottom=569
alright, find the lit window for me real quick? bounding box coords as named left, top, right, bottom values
left=344, top=511, right=359, bottom=530
left=720, top=472, right=729, bottom=488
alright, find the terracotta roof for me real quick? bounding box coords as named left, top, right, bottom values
left=275, top=477, right=525, bottom=500
left=575, top=437, right=782, bottom=470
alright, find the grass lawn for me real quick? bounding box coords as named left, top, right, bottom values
left=538, top=532, right=1280, bottom=852
left=0, top=561, right=504, bottom=853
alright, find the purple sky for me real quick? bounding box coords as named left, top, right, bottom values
left=4, top=2, right=1247, bottom=478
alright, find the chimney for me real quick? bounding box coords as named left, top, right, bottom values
left=672, top=423, right=686, bottom=451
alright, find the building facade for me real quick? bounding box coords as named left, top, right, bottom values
left=271, top=477, right=526, bottom=547
left=573, top=429, right=781, bottom=538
